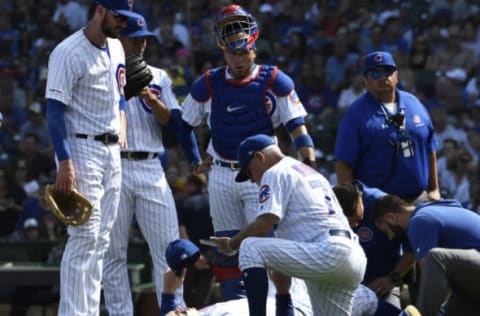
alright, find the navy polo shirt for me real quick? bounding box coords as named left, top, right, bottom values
left=409, top=199, right=480, bottom=260
left=335, top=89, right=437, bottom=198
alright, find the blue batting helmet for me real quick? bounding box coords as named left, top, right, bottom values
left=214, top=4, right=259, bottom=51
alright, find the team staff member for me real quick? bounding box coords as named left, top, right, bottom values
left=333, top=181, right=415, bottom=309
left=334, top=51, right=440, bottom=203
left=372, top=196, right=480, bottom=316
left=45, top=1, right=137, bottom=314
left=102, top=13, right=202, bottom=315
left=212, top=134, right=366, bottom=316
left=181, top=4, right=315, bottom=300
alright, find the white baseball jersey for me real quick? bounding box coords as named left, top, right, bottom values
left=103, top=66, right=183, bottom=315
left=182, top=65, right=308, bottom=233
left=199, top=277, right=313, bottom=316
left=45, top=29, right=125, bottom=316
left=46, top=29, right=125, bottom=135
left=239, top=157, right=367, bottom=315
left=198, top=282, right=378, bottom=316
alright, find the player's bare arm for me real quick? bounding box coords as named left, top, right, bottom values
left=334, top=160, right=354, bottom=185
left=56, top=159, right=76, bottom=194
left=139, top=87, right=171, bottom=125
left=119, top=109, right=127, bottom=148
left=427, top=151, right=440, bottom=200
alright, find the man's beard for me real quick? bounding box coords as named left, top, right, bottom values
left=101, top=17, right=119, bottom=38
left=387, top=223, right=409, bottom=243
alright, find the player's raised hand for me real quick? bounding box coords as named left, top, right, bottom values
left=163, top=268, right=186, bottom=294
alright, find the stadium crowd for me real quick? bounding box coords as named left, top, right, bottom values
left=1, top=0, right=480, bottom=313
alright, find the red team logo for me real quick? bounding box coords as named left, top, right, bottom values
left=374, top=53, right=383, bottom=63
left=117, top=65, right=126, bottom=93
left=357, top=227, right=373, bottom=242
left=259, top=185, right=271, bottom=203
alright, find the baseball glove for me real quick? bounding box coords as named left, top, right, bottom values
left=44, top=184, right=92, bottom=226
left=124, top=54, right=153, bottom=100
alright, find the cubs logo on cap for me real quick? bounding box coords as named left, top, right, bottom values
left=363, top=51, right=397, bottom=75
left=122, top=12, right=155, bottom=38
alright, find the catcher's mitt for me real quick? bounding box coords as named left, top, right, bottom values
left=45, top=184, right=92, bottom=226
left=124, top=54, right=153, bottom=100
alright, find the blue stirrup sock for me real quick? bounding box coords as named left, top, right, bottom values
left=242, top=267, right=268, bottom=316
left=276, top=293, right=294, bottom=316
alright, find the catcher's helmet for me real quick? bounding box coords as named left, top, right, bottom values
left=214, top=4, right=259, bottom=51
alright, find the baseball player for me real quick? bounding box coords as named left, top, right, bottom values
left=102, top=12, right=202, bottom=315
left=211, top=134, right=366, bottom=316
left=373, top=196, right=480, bottom=316
left=181, top=4, right=316, bottom=299
left=44, top=1, right=137, bottom=314
left=333, top=181, right=415, bottom=309
left=161, top=238, right=420, bottom=316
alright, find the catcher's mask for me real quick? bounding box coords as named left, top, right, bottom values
left=45, top=184, right=93, bottom=226
left=214, top=4, right=259, bottom=51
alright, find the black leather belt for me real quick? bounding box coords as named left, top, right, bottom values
left=214, top=160, right=240, bottom=170
left=329, top=229, right=351, bottom=239
left=74, top=133, right=119, bottom=145
left=121, top=151, right=159, bottom=161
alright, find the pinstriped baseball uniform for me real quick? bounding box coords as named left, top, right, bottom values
left=239, top=157, right=367, bottom=315
left=45, top=29, right=125, bottom=316
left=182, top=65, right=307, bottom=233
left=103, top=66, right=183, bottom=315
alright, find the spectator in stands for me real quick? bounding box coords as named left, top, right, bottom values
left=408, top=32, right=435, bottom=71
left=53, top=0, right=88, bottom=32
left=440, top=144, right=475, bottom=207
left=431, top=23, right=476, bottom=74
left=337, top=67, right=365, bottom=111
left=0, top=165, right=26, bottom=237
left=19, top=101, right=50, bottom=148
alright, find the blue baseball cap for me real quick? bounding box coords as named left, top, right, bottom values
left=235, top=134, right=275, bottom=182
left=363, top=51, right=397, bottom=75
left=166, top=239, right=200, bottom=274
left=95, top=0, right=137, bottom=18
left=122, top=12, right=155, bottom=38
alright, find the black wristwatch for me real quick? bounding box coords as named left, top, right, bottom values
left=388, top=271, right=402, bottom=285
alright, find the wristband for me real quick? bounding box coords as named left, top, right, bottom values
left=293, top=134, right=314, bottom=152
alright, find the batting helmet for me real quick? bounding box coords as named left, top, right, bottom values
left=214, top=4, right=259, bottom=51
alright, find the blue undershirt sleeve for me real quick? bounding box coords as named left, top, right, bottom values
left=46, top=98, right=71, bottom=161
left=119, top=95, right=126, bottom=111
left=285, top=117, right=305, bottom=133
left=166, top=109, right=202, bottom=165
